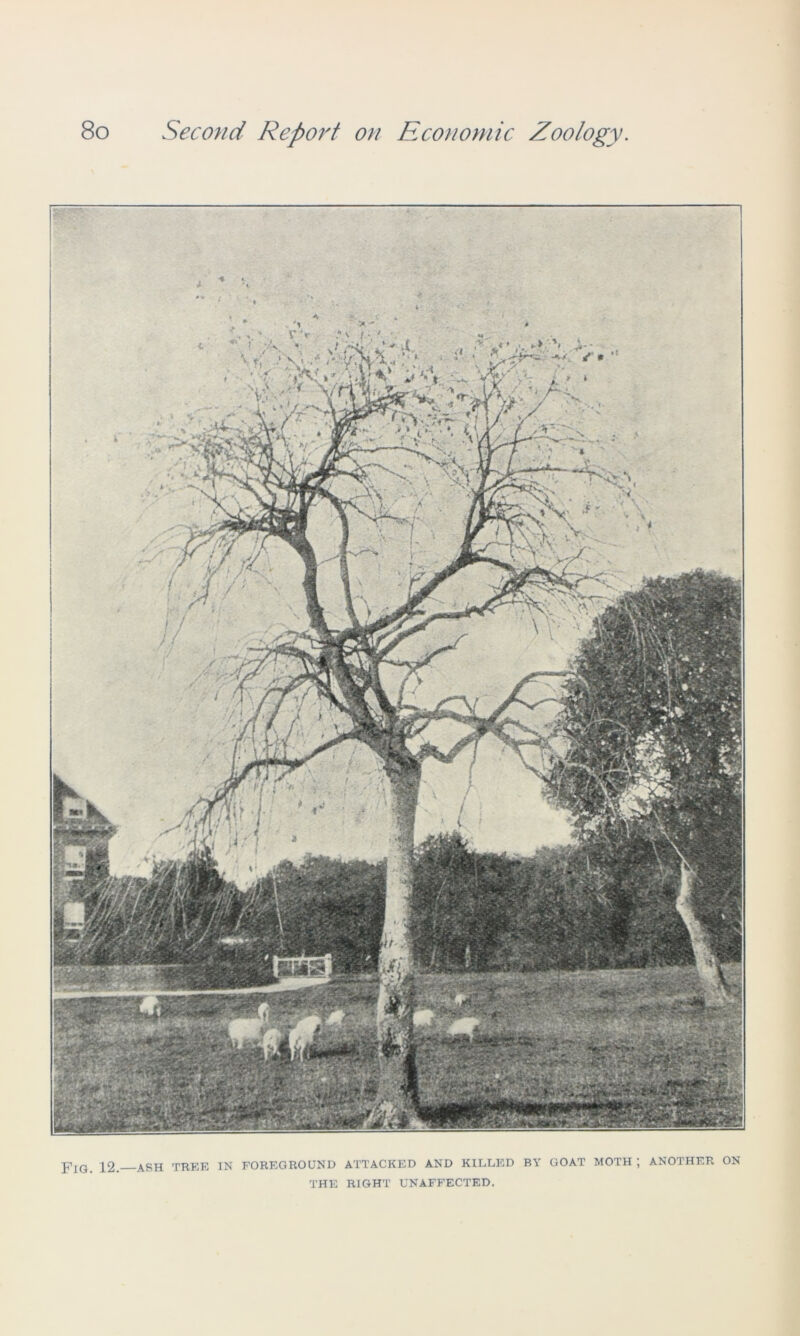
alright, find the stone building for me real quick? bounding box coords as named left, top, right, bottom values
left=52, top=774, right=117, bottom=941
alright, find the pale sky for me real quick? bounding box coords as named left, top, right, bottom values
left=51, top=206, right=742, bottom=880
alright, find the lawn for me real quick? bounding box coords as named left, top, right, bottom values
left=52, top=964, right=742, bottom=1133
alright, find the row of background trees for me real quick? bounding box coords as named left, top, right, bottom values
left=70, top=821, right=741, bottom=976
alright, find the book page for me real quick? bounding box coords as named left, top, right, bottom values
left=1, top=3, right=796, bottom=1332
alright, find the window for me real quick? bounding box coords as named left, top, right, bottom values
left=64, top=845, right=86, bottom=878
left=63, top=901, right=85, bottom=934
left=63, top=796, right=87, bottom=820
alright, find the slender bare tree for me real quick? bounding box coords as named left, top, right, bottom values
left=145, top=319, right=634, bottom=1127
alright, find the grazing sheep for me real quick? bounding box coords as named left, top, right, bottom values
left=139, top=995, right=162, bottom=1018
left=257, top=1001, right=271, bottom=1024
left=228, top=1017, right=264, bottom=1050
left=326, top=1009, right=345, bottom=1026
left=289, top=1014, right=322, bottom=1062
left=447, top=1016, right=480, bottom=1042
left=454, top=993, right=468, bottom=1007
left=413, top=1008, right=434, bottom=1028
left=261, top=1027, right=283, bottom=1060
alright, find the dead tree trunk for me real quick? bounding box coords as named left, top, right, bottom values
left=364, top=759, right=425, bottom=1129
left=675, top=860, right=733, bottom=1007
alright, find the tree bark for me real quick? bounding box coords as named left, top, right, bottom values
left=675, top=860, right=733, bottom=1007
left=364, top=759, right=426, bottom=1129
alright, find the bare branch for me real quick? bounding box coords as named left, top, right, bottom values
left=140, top=323, right=636, bottom=857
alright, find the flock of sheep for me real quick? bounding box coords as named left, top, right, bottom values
left=228, top=1004, right=344, bottom=1062
left=137, top=990, right=482, bottom=1057
left=137, top=994, right=337, bottom=1060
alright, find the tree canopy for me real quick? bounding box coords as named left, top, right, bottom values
left=148, top=321, right=634, bottom=815
left=548, top=570, right=741, bottom=829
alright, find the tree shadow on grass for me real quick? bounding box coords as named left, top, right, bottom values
left=423, top=1097, right=629, bottom=1128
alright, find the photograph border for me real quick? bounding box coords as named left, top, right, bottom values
left=49, top=201, right=746, bottom=1137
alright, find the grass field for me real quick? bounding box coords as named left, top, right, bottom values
left=52, top=964, right=742, bottom=1133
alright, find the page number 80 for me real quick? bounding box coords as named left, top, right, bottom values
left=81, top=120, right=109, bottom=140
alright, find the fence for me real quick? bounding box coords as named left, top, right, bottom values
left=272, top=953, right=333, bottom=979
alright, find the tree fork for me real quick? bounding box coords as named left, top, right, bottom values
left=364, top=758, right=426, bottom=1129
left=675, top=861, right=734, bottom=1008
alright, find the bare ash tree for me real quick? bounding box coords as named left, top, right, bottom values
left=145, top=316, right=634, bottom=1127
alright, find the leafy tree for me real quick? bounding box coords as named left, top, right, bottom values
left=240, top=855, right=385, bottom=972
left=413, top=832, right=484, bottom=969
left=546, top=570, right=742, bottom=1005
left=147, top=319, right=633, bottom=1125
left=80, top=846, right=240, bottom=963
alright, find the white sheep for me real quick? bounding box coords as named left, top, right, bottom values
left=447, top=1017, right=480, bottom=1041
left=257, top=1001, right=271, bottom=1023
left=326, top=1009, right=345, bottom=1026
left=228, top=1017, right=264, bottom=1050
left=289, top=1014, right=322, bottom=1062
left=139, top=995, right=162, bottom=1018
left=413, top=1008, right=434, bottom=1028
left=454, top=993, right=468, bottom=1007
left=262, top=1027, right=283, bottom=1060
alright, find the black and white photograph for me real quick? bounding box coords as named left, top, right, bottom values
left=51, top=204, right=743, bottom=1133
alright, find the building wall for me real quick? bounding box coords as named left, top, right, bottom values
left=52, top=775, right=116, bottom=939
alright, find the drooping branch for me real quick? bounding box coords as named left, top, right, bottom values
left=190, top=729, right=363, bottom=822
